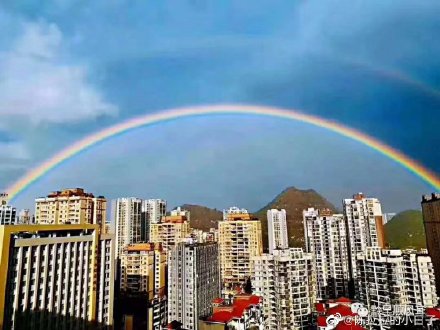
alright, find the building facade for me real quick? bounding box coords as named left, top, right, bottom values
left=422, top=193, right=440, bottom=295
left=218, top=208, right=263, bottom=293
left=303, top=208, right=350, bottom=300
left=267, top=209, right=288, bottom=254
left=17, top=209, right=31, bottom=224
left=150, top=215, right=190, bottom=251
left=343, top=193, right=385, bottom=281
left=112, top=197, right=143, bottom=258
left=143, top=199, right=167, bottom=224
left=119, top=243, right=167, bottom=329
left=35, top=188, right=107, bottom=229
left=252, top=248, right=316, bottom=330
left=168, top=241, right=221, bottom=330
left=0, top=200, right=16, bottom=225
left=356, top=247, right=438, bottom=314
left=0, top=224, right=115, bottom=329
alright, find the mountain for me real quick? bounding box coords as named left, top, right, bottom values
left=181, top=204, right=222, bottom=231
left=254, top=186, right=338, bottom=249
left=384, top=210, right=426, bottom=249
left=183, top=186, right=338, bottom=249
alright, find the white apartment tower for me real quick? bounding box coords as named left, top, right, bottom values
left=144, top=199, right=167, bottom=224
left=168, top=241, right=221, bottom=330
left=0, top=197, right=16, bottom=225
left=0, top=224, right=115, bottom=328
left=113, top=197, right=143, bottom=258
left=343, top=193, right=385, bottom=281
left=219, top=207, right=263, bottom=293
left=252, top=248, right=316, bottom=330
left=357, top=247, right=438, bottom=316
left=267, top=209, right=288, bottom=253
left=303, top=208, right=350, bottom=300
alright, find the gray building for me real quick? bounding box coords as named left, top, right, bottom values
left=168, top=241, right=221, bottom=330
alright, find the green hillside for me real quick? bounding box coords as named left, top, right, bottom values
left=385, top=210, right=426, bottom=249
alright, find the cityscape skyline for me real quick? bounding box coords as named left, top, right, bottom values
left=1, top=187, right=439, bottom=329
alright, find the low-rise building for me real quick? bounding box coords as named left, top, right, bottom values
left=199, top=294, right=264, bottom=330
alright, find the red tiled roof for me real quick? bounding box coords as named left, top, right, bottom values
left=316, top=303, right=326, bottom=313
left=209, top=295, right=261, bottom=323
left=209, top=311, right=233, bottom=323
left=327, top=305, right=355, bottom=317
left=426, top=307, right=440, bottom=319
left=317, top=316, right=328, bottom=327
left=212, top=298, right=224, bottom=304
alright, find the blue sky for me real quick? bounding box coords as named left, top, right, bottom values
left=0, top=1, right=439, bottom=212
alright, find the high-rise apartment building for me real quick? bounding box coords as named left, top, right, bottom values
left=168, top=241, right=221, bottom=330
left=143, top=199, right=167, bottom=224
left=150, top=214, right=190, bottom=251
left=170, top=207, right=190, bottom=222
left=252, top=248, right=316, bottom=329
left=112, top=197, right=143, bottom=258
left=343, top=193, right=385, bottom=281
left=267, top=209, right=288, bottom=253
left=35, top=188, right=107, bottom=228
left=303, top=208, right=350, bottom=300
left=0, top=224, right=115, bottom=328
left=120, top=243, right=167, bottom=329
left=17, top=209, right=31, bottom=224
left=218, top=207, right=263, bottom=293
left=0, top=195, right=16, bottom=225
left=357, top=247, right=438, bottom=313
left=140, top=199, right=167, bottom=242
left=422, top=193, right=440, bottom=295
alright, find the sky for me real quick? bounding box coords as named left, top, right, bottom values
left=0, top=1, right=439, bottom=213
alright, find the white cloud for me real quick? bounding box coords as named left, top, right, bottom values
left=0, top=22, right=118, bottom=123
left=0, top=141, right=29, bottom=160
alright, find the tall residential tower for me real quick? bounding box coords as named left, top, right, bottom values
left=218, top=207, right=263, bottom=293
left=303, top=208, right=350, bottom=300
left=267, top=209, right=288, bottom=254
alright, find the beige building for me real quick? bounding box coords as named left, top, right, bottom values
left=150, top=215, right=190, bottom=251
left=0, top=224, right=115, bottom=328
left=218, top=207, right=263, bottom=293
left=120, top=243, right=167, bottom=329
left=35, top=188, right=107, bottom=229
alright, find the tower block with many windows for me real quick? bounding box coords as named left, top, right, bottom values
left=218, top=207, right=263, bottom=293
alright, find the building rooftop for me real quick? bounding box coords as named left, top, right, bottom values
left=161, top=215, right=187, bottom=223
left=208, top=294, right=262, bottom=324
left=422, top=193, right=440, bottom=203
left=125, top=243, right=162, bottom=252
left=44, top=188, right=99, bottom=199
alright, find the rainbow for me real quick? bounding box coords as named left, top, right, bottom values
left=6, top=104, right=440, bottom=200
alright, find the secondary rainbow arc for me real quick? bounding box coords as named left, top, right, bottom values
left=6, top=104, right=440, bottom=200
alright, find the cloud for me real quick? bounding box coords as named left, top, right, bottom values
left=0, top=21, right=118, bottom=124
left=0, top=141, right=28, bottom=160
